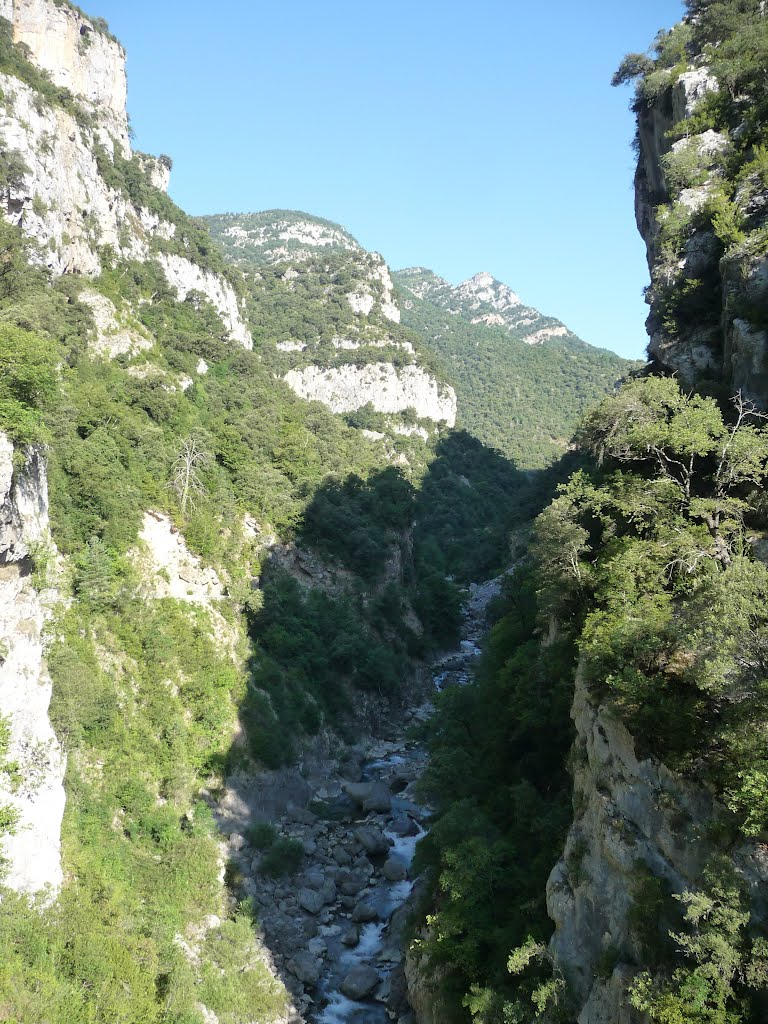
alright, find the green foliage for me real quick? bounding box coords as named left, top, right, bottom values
left=198, top=909, right=289, bottom=1023
left=629, top=859, right=768, bottom=1023
left=540, top=377, right=768, bottom=834
left=394, top=276, right=633, bottom=469
left=411, top=567, right=574, bottom=1017
left=258, top=837, right=304, bottom=877
left=246, top=822, right=277, bottom=849
left=661, top=143, right=711, bottom=194
left=0, top=716, right=20, bottom=850
left=0, top=322, right=60, bottom=444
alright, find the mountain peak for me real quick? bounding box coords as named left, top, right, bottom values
left=395, top=267, right=572, bottom=345
left=457, top=272, right=521, bottom=311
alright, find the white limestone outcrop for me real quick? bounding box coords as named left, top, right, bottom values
left=134, top=512, right=238, bottom=658
left=0, top=74, right=151, bottom=274
left=4, top=0, right=130, bottom=154
left=456, top=270, right=521, bottom=312
left=344, top=256, right=400, bottom=323
left=283, top=363, right=457, bottom=425
left=80, top=289, right=153, bottom=358
left=157, top=253, right=252, bottom=349
left=224, top=216, right=357, bottom=253
left=0, top=432, right=65, bottom=894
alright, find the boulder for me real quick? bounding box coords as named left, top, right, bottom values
left=297, top=888, right=325, bottom=915
left=354, top=826, right=390, bottom=856
left=342, top=781, right=392, bottom=813
left=341, top=923, right=360, bottom=946
left=363, top=783, right=392, bottom=814
left=308, top=936, right=327, bottom=956
left=340, top=964, right=380, bottom=1000
left=382, top=856, right=408, bottom=882
left=288, top=806, right=317, bottom=825
left=228, top=832, right=246, bottom=851
left=304, top=867, right=326, bottom=889
left=287, top=951, right=321, bottom=986
left=340, top=874, right=367, bottom=896
left=343, top=782, right=372, bottom=806
left=390, top=815, right=419, bottom=838
left=351, top=901, right=378, bottom=923
left=319, top=879, right=337, bottom=905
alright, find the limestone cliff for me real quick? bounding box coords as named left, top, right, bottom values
left=634, top=45, right=768, bottom=405
left=0, top=0, right=251, bottom=345
left=1, top=0, right=129, bottom=151
left=283, top=363, right=457, bottom=426
left=546, top=661, right=768, bottom=1023
left=0, top=432, right=65, bottom=894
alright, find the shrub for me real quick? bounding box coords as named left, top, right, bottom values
left=258, top=837, right=303, bottom=877
left=246, top=822, right=276, bottom=850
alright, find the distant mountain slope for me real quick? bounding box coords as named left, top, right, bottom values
left=394, top=268, right=637, bottom=467
left=204, top=211, right=457, bottom=431
left=398, top=267, right=575, bottom=345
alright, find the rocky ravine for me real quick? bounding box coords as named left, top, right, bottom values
left=210, top=572, right=504, bottom=1024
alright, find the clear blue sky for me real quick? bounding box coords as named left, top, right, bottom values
left=93, top=0, right=683, bottom=360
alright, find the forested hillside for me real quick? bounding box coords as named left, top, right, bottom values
left=394, top=269, right=635, bottom=466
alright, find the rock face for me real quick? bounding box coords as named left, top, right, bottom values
left=634, top=57, right=768, bottom=405
left=157, top=253, right=252, bottom=350
left=0, top=0, right=251, bottom=349
left=546, top=663, right=768, bottom=1023
left=283, top=363, right=457, bottom=425
left=3, top=0, right=130, bottom=150
left=0, top=432, right=65, bottom=894
left=396, top=266, right=577, bottom=345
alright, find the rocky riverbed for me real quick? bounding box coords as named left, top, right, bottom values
left=216, top=571, right=508, bottom=1022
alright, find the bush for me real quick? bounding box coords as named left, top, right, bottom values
left=258, top=837, right=303, bottom=877
left=246, top=822, right=276, bottom=850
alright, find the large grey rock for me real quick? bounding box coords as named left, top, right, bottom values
left=340, top=964, right=381, bottom=1000
left=287, top=951, right=321, bottom=986
left=228, top=832, right=246, bottom=851
left=351, top=901, right=378, bottom=923
left=354, top=825, right=390, bottom=856
left=390, top=815, right=419, bottom=838
left=319, top=879, right=337, bottom=905
left=363, top=782, right=392, bottom=814
left=297, top=888, right=325, bottom=915
left=382, top=856, right=408, bottom=882
left=303, top=867, right=326, bottom=889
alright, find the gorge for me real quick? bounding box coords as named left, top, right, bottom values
left=2, top=2, right=768, bottom=1024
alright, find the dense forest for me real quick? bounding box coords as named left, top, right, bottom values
left=394, top=280, right=634, bottom=468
